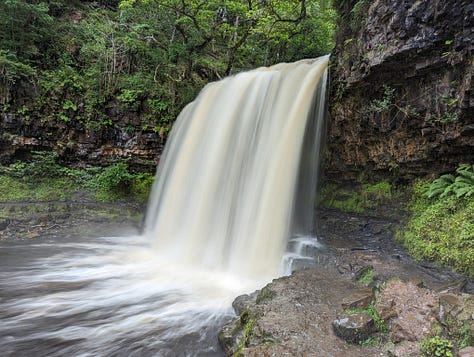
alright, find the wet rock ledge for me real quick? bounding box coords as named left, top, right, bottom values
left=219, top=209, right=474, bottom=357
left=219, top=268, right=474, bottom=357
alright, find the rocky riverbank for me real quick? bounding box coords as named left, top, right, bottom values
left=0, top=198, right=142, bottom=241
left=2, top=199, right=473, bottom=356
left=219, top=208, right=474, bottom=356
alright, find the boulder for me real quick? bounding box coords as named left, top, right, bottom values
left=438, top=293, right=464, bottom=324
left=332, top=312, right=376, bottom=343
left=459, top=347, right=474, bottom=357
left=341, top=288, right=375, bottom=309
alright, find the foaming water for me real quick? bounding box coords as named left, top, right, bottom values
left=0, top=57, right=328, bottom=356
left=0, top=235, right=264, bottom=356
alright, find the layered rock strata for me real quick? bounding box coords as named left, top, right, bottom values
left=327, top=0, right=474, bottom=181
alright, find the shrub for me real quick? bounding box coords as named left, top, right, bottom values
left=2, top=151, right=65, bottom=180
left=420, top=336, right=453, bottom=357
left=88, top=162, right=133, bottom=200
left=130, top=172, right=154, bottom=203
left=0, top=155, right=153, bottom=203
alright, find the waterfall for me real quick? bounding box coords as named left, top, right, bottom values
left=145, top=56, right=329, bottom=279
left=0, top=56, right=329, bottom=356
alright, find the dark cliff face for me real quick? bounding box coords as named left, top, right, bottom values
left=327, top=0, right=474, bottom=181
left=0, top=86, right=163, bottom=170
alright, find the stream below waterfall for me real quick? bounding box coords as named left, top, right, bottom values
left=0, top=232, right=266, bottom=356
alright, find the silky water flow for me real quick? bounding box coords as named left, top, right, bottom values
left=0, top=56, right=329, bottom=356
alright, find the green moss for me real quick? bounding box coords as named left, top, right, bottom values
left=0, top=176, right=29, bottom=201
left=256, top=286, right=276, bottom=304
left=357, top=267, right=374, bottom=285
left=234, top=309, right=256, bottom=355
left=320, top=180, right=394, bottom=213
left=396, top=179, right=474, bottom=277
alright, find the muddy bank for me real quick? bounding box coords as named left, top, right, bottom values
left=220, top=208, right=474, bottom=356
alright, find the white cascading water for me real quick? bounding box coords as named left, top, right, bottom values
left=0, top=56, right=328, bottom=356
left=145, top=56, right=329, bottom=279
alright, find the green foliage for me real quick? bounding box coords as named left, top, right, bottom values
left=370, top=85, right=396, bottom=112
left=0, top=153, right=154, bottom=203
left=117, top=89, right=143, bottom=109
left=459, top=323, right=474, bottom=348
left=439, top=110, right=459, bottom=124
left=349, top=0, right=370, bottom=31
left=320, top=181, right=393, bottom=213
left=0, top=1, right=54, bottom=64
left=420, top=336, right=453, bottom=357
left=426, top=174, right=456, bottom=199
left=397, top=178, right=474, bottom=277
left=1, top=0, right=336, bottom=137
left=0, top=175, right=30, bottom=201
left=426, top=164, right=474, bottom=199
left=0, top=50, right=36, bottom=86
left=357, top=267, right=374, bottom=285
left=94, top=162, right=133, bottom=191
left=62, top=99, right=78, bottom=111
left=130, top=173, right=155, bottom=202
left=368, top=304, right=387, bottom=333
left=0, top=152, right=81, bottom=201
left=343, top=301, right=388, bottom=344
left=3, top=151, right=64, bottom=179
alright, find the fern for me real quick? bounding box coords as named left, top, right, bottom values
left=426, top=165, right=474, bottom=199
left=456, top=164, right=474, bottom=173
left=456, top=169, right=474, bottom=184
left=426, top=174, right=455, bottom=198
left=453, top=185, right=474, bottom=198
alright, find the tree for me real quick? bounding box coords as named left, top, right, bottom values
left=118, top=0, right=336, bottom=78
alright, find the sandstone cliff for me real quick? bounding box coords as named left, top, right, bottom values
left=327, top=0, right=474, bottom=181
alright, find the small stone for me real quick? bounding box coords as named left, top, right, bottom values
left=333, top=312, right=376, bottom=343
left=336, top=264, right=350, bottom=274
left=232, top=292, right=257, bottom=315
left=385, top=340, right=420, bottom=357
left=411, top=278, right=425, bottom=288
left=459, top=346, right=474, bottom=357
left=25, top=231, right=40, bottom=239
left=438, top=293, right=463, bottom=323
left=354, top=265, right=373, bottom=281
left=0, top=219, right=10, bottom=231
left=439, top=294, right=462, bottom=306
left=342, top=288, right=375, bottom=309
left=375, top=299, right=397, bottom=321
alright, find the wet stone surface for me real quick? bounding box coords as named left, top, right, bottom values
left=333, top=312, right=376, bottom=343
left=220, top=208, right=474, bottom=356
